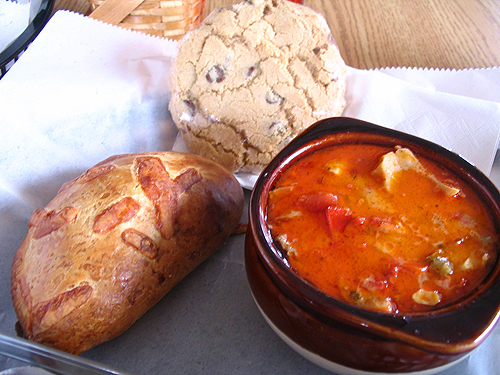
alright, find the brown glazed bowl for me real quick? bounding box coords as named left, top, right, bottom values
left=245, top=117, right=500, bottom=374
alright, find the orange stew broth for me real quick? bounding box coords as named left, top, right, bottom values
left=266, top=144, right=498, bottom=314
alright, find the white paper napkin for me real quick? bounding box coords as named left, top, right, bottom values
left=377, top=66, right=500, bottom=103
left=1, top=10, right=500, bottom=195
left=343, top=67, right=500, bottom=167
left=0, top=11, right=178, bottom=208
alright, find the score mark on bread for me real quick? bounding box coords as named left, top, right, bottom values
left=11, top=151, right=244, bottom=354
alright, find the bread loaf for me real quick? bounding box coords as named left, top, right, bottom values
left=10, top=151, right=244, bottom=354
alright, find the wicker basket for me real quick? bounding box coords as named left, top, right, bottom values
left=88, top=0, right=206, bottom=39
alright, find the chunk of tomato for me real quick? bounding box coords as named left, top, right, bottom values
left=297, top=193, right=338, bottom=212
left=326, top=206, right=352, bottom=233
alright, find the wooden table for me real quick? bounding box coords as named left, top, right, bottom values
left=51, top=0, right=500, bottom=70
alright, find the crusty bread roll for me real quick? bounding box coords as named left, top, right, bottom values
left=10, top=151, right=244, bottom=355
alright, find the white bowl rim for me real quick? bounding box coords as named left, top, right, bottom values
left=251, top=293, right=472, bottom=375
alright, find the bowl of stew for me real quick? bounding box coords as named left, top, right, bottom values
left=245, top=117, right=500, bottom=374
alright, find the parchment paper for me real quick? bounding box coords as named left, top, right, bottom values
left=0, top=10, right=499, bottom=375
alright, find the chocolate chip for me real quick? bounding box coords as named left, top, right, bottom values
left=183, top=99, right=196, bottom=117
left=313, top=44, right=328, bottom=55
left=269, top=122, right=288, bottom=137
left=265, top=90, right=284, bottom=105
left=206, top=65, right=225, bottom=83
left=247, top=64, right=260, bottom=78
left=263, top=5, right=271, bottom=15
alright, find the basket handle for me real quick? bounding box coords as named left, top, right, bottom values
left=89, top=0, right=146, bottom=24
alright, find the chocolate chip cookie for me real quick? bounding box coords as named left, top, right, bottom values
left=169, top=0, right=347, bottom=173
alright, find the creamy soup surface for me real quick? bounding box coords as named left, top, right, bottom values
left=267, top=144, right=498, bottom=313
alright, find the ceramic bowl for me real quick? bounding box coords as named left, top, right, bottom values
left=245, top=117, right=500, bottom=374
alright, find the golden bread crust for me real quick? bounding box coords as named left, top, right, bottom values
left=11, top=151, right=244, bottom=354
